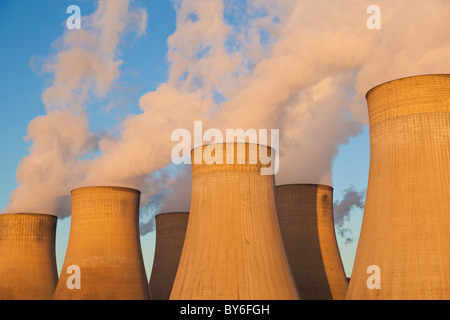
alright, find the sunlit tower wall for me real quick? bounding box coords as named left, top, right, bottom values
left=0, top=213, right=58, bottom=300
left=170, top=143, right=299, bottom=300
left=275, top=184, right=348, bottom=300
left=53, top=186, right=151, bottom=300
left=347, top=74, right=450, bottom=300
left=149, top=212, right=189, bottom=300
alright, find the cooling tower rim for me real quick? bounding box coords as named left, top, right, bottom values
left=365, top=73, right=450, bottom=99
left=190, top=141, right=275, bottom=153
left=0, top=212, right=57, bottom=219
left=71, top=185, right=141, bottom=195
left=155, top=211, right=189, bottom=217
left=276, top=183, right=333, bottom=191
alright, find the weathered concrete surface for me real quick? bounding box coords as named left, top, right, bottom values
left=276, top=184, right=348, bottom=300
left=53, top=186, right=150, bottom=300
left=149, top=212, right=189, bottom=300
left=0, top=213, right=58, bottom=300
left=347, top=74, right=450, bottom=300
left=170, top=143, right=299, bottom=300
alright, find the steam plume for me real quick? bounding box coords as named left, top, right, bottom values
left=4, top=1, right=450, bottom=237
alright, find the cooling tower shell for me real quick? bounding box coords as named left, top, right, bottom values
left=149, top=212, right=189, bottom=300
left=0, top=213, right=58, bottom=300
left=275, top=184, right=348, bottom=300
left=170, top=143, right=299, bottom=300
left=53, top=186, right=150, bottom=300
left=346, top=74, right=450, bottom=300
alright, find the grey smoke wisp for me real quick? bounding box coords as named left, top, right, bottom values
left=333, top=186, right=366, bottom=245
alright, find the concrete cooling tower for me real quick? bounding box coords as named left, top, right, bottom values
left=0, top=213, right=58, bottom=300
left=149, top=212, right=189, bottom=300
left=170, top=143, right=299, bottom=300
left=346, top=74, right=450, bottom=300
left=53, top=186, right=151, bottom=300
left=275, top=184, right=348, bottom=300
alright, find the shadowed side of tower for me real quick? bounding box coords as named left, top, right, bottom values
left=347, top=74, right=450, bottom=300
left=0, top=213, right=58, bottom=300
left=276, top=184, right=348, bottom=300
left=170, top=143, right=299, bottom=300
left=53, top=186, right=150, bottom=300
left=149, top=212, right=189, bottom=300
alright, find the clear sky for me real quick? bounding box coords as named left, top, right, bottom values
left=1, top=0, right=382, bottom=279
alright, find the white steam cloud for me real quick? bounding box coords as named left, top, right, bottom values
left=3, top=1, right=450, bottom=236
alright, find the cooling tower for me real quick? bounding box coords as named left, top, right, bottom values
left=347, top=74, right=450, bottom=300
left=149, top=212, right=189, bottom=300
left=170, top=143, right=299, bottom=300
left=275, top=184, right=348, bottom=300
left=53, top=186, right=151, bottom=300
left=0, top=213, right=58, bottom=300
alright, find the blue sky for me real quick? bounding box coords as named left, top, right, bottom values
left=0, top=1, right=369, bottom=278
